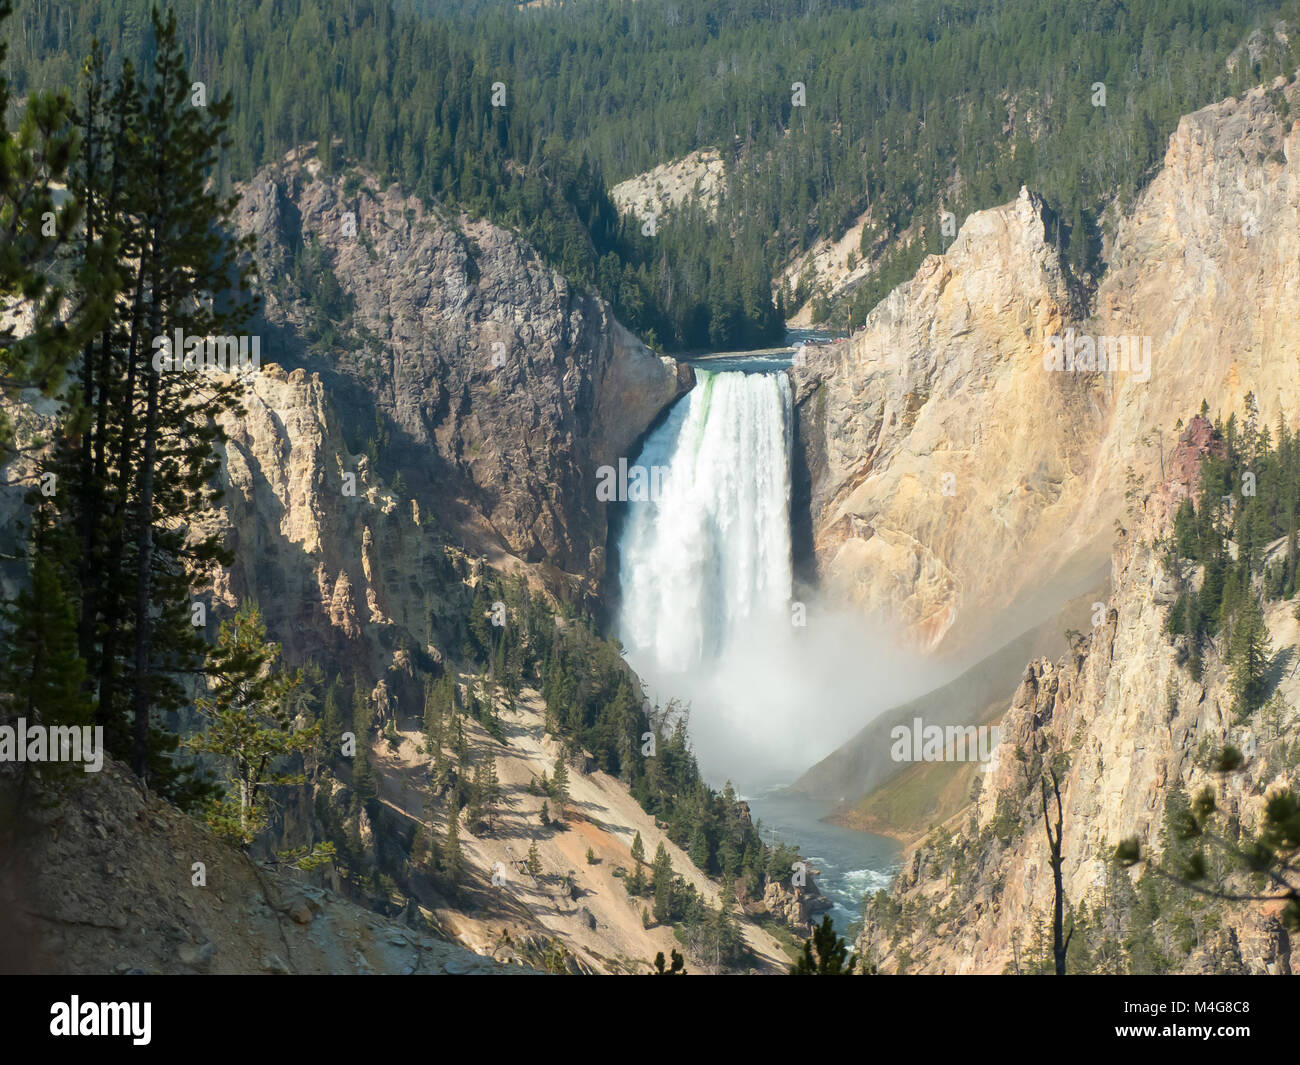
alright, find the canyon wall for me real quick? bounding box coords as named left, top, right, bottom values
left=792, top=75, right=1300, bottom=660
left=237, top=155, right=690, bottom=582
left=858, top=421, right=1299, bottom=974
left=194, top=156, right=694, bottom=705
left=151, top=160, right=737, bottom=970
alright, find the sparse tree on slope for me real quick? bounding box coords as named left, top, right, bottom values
left=1019, top=743, right=1074, bottom=976
left=550, top=753, right=570, bottom=820
left=652, top=949, right=686, bottom=975
left=629, top=830, right=646, bottom=895
left=188, top=604, right=316, bottom=846
left=791, top=915, right=857, bottom=975
left=1229, top=591, right=1271, bottom=720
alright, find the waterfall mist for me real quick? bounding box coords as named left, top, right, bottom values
left=617, top=369, right=933, bottom=790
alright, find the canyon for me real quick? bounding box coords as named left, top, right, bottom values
left=797, top=74, right=1300, bottom=972
left=793, top=77, right=1300, bottom=660
left=8, top=57, right=1300, bottom=977
left=857, top=420, right=1299, bottom=973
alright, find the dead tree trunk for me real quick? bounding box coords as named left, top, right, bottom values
left=1039, top=766, right=1073, bottom=975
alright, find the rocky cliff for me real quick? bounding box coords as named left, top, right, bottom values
left=192, top=154, right=695, bottom=736
left=161, top=158, right=788, bottom=974
left=609, top=148, right=727, bottom=224
left=790, top=186, right=1100, bottom=655
left=792, top=74, right=1300, bottom=660
left=237, top=153, right=690, bottom=582
left=857, top=420, right=1299, bottom=974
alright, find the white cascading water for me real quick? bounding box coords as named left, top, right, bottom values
left=617, top=366, right=932, bottom=787
left=618, top=369, right=794, bottom=673
left=617, top=368, right=806, bottom=784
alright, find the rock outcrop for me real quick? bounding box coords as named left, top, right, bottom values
left=792, top=74, right=1300, bottom=659
left=238, top=154, right=690, bottom=579
left=857, top=421, right=1299, bottom=974
left=194, top=363, right=445, bottom=717
left=760, top=877, right=832, bottom=937
left=775, top=204, right=900, bottom=328
left=609, top=148, right=727, bottom=223
left=791, top=186, right=1100, bottom=655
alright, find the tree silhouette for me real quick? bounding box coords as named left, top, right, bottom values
left=1020, top=743, right=1073, bottom=974
left=791, top=915, right=857, bottom=975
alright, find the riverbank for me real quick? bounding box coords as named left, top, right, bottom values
left=743, top=792, right=900, bottom=935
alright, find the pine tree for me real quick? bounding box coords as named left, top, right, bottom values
left=321, top=682, right=345, bottom=761
left=448, top=694, right=467, bottom=768
left=652, top=841, right=674, bottom=924
left=689, top=825, right=711, bottom=871
left=479, top=755, right=501, bottom=833
left=187, top=604, right=316, bottom=845
left=121, top=11, right=253, bottom=782
left=441, top=807, right=462, bottom=885
left=705, top=901, right=742, bottom=971
left=467, top=582, right=493, bottom=661
left=1285, top=513, right=1297, bottom=598
left=1229, top=591, right=1271, bottom=720
left=0, top=526, right=95, bottom=812
left=465, top=760, right=485, bottom=831
left=791, top=915, right=857, bottom=975
left=350, top=683, right=376, bottom=812
left=421, top=676, right=443, bottom=751
left=0, top=1, right=97, bottom=463
left=424, top=675, right=455, bottom=790
left=550, top=754, right=570, bottom=820
left=629, top=830, right=646, bottom=895
left=38, top=11, right=254, bottom=800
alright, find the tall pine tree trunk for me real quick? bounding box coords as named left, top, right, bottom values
left=131, top=257, right=163, bottom=779
left=1040, top=768, right=1072, bottom=975
left=95, top=252, right=148, bottom=737
left=130, top=362, right=159, bottom=778
left=74, top=66, right=102, bottom=674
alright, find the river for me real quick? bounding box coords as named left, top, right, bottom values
left=745, top=791, right=900, bottom=936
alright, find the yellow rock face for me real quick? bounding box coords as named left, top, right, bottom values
left=796, top=81, right=1300, bottom=658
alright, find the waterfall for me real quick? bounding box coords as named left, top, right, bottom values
left=616, top=365, right=930, bottom=787
left=618, top=369, right=794, bottom=674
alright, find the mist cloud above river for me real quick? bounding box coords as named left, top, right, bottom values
left=616, top=368, right=948, bottom=788
left=626, top=601, right=944, bottom=790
